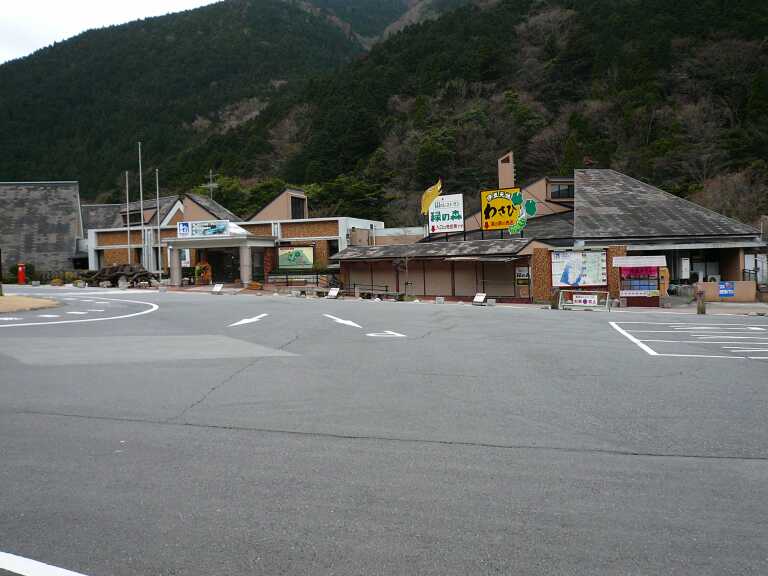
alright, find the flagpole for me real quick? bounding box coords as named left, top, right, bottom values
left=155, top=168, right=163, bottom=280
left=125, top=170, right=131, bottom=265
left=138, top=141, right=144, bottom=269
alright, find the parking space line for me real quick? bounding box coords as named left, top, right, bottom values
left=608, top=322, right=658, bottom=356
left=611, top=320, right=768, bottom=361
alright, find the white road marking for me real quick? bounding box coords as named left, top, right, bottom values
left=0, top=298, right=158, bottom=328
left=725, top=349, right=768, bottom=353
left=366, top=330, right=406, bottom=338
left=0, top=317, right=23, bottom=321
left=0, top=551, right=90, bottom=576
left=611, top=321, right=768, bottom=360
left=66, top=311, right=88, bottom=315
left=86, top=309, right=105, bottom=313
left=37, top=314, right=61, bottom=318
left=609, top=322, right=658, bottom=356
left=697, top=335, right=768, bottom=340
left=323, top=314, right=362, bottom=328
left=228, top=313, right=269, bottom=327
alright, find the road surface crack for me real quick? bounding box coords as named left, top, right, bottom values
left=165, top=332, right=301, bottom=423
left=6, top=409, right=768, bottom=464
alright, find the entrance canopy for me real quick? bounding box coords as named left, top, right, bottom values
left=164, top=235, right=275, bottom=250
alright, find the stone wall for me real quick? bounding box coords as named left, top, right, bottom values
left=531, top=247, right=552, bottom=303
left=606, top=245, right=628, bottom=298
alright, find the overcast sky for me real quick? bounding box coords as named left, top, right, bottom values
left=0, top=1, right=219, bottom=64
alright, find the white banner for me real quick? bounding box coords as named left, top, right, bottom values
left=428, top=194, right=464, bottom=234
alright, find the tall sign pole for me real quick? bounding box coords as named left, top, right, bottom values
left=155, top=168, right=162, bottom=279
left=138, top=142, right=145, bottom=268
left=125, top=170, right=132, bottom=265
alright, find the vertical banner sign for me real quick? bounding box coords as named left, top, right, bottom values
left=429, top=194, right=464, bottom=234
left=481, top=188, right=537, bottom=231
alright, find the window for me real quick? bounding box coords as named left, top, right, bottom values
left=549, top=183, right=574, bottom=200
left=291, top=196, right=306, bottom=219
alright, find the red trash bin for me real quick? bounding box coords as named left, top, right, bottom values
left=17, top=263, right=26, bottom=284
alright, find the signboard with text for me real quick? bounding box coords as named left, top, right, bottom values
left=719, top=281, right=735, bottom=297
left=429, top=194, right=464, bottom=234
left=481, top=188, right=537, bottom=231
left=177, top=220, right=229, bottom=238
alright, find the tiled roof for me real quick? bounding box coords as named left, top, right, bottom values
left=0, top=182, right=82, bottom=271
left=333, top=238, right=531, bottom=260
left=187, top=193, right=242, bottom=222
left=81, top=204, right=122, bottom=230
left=574, top=170, right=758, bottom=239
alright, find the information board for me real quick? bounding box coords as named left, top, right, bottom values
left=551, top=251, right=607, bottom=287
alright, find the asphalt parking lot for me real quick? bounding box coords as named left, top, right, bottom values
left=1, top=287, right=767, bottom=575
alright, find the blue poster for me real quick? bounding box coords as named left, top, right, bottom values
left=719, top=281, right=735, bottom=297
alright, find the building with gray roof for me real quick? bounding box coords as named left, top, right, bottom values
left=0, top=181, right=84, bottom=274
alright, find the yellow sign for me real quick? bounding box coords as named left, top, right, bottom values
left=420, top=179, right=443, bottom=215
left=481, top=187, right=522, bottom=230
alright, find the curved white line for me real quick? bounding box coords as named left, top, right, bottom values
left=0, top=298, right=158, bottom=328
left=0, top=551, right=89, bottom=575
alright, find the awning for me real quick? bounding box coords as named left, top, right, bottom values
left=612, top=255, right=667, bottom=268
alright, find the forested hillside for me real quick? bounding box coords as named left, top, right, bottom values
left=2, top=0, right=767, bottom=227
left=173, top=0, right=768, bottom=225
left=0, top=0, right=424, bottom=197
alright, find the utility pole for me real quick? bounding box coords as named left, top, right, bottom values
left=155, top=168, right=162, bottom=280
left=203, top=169, right=219, bottom=201
left=125, top=171, right=132, bottom=265
left=138, top=142, right=145, bottom=269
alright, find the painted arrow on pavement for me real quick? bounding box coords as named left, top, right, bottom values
left=228, top=313, right=269, bottom=327
left=323, top=313, right=362, bottom=328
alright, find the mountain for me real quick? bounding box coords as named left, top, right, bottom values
left=2, top=0, right=767, bottom=227
left=178, top=0, right=766, bottom=226
left=0, top=0, right=472, bottom=200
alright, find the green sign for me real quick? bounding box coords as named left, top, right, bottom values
left=508, top=197, right=537, bottom=234
left=278, top=247, right=314, bottom=269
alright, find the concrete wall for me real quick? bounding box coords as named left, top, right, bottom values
left=696, top=280, right=757, bottom=302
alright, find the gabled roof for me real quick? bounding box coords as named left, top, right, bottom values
left=333, top=238, right=532, bottom=260
left=574, top=170, right=758, bottom=239
left=0, top=182, right=82, bottom=270
left=186, top=192, right=242, bottom=221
